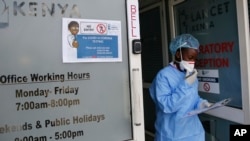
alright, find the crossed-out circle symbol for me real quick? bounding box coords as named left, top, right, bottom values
left=203, top=82, right=210, bottom=92
left=96, top=24, right=106, bottom=34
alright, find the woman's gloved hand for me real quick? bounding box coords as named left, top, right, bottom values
left=185, top=69, right=198, bottom=85
left=199, top=100, right=213, bottom=109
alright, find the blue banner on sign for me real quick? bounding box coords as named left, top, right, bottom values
left=198, top=77, right=219, bottom=83
left=76, top=35, right=118, bottom=58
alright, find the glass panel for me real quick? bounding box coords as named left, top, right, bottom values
left=173, top=0, right=241, bottom=108
left=140, top=7, right=163, bottom=82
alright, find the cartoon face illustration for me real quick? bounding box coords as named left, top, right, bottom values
left=68, top=21, right=79, bottom=35
left=67, top=21, right=79, bottom=48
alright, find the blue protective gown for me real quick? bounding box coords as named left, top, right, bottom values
left=149, top=63, right=205, bottom=141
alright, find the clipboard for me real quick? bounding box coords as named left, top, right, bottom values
left=184, top=98, right=231, bottom=117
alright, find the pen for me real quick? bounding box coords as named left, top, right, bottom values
left=185, top=71, right=195, bottom=79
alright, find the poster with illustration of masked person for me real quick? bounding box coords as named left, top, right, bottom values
left=62, top=18, right=122, bottom=63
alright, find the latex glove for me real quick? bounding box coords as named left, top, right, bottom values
left=185, top=69, right=198, bottom=85
left=199, top=100, right=213, bottom=109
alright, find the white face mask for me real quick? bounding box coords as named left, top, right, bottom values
left=179, top=60, right=195, bottom=72
left=178, top=48, right=195, bottom=72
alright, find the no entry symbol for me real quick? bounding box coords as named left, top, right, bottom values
left=96, top=23, right=106, bottom=34
left=203, top=83, right=210, bottom=92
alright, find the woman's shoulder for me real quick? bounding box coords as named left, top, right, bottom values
left=158, top=63, right=178, bottom=75
left=156, top=63, right=185, bottom=84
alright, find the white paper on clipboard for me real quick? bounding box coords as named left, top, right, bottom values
left=184, top=98, right=231, bottom=117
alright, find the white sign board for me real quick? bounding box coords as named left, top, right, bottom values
left=0, top=0, right=144, bottom=140
left=62, top=18, right=122, bottom=63
left=198, top=69, right=220, bottom=94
